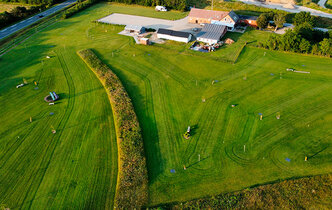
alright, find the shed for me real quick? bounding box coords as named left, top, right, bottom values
left=238, top=15, right=258, bottom=28
left=225, top=38, right=234, bottom=44
left=157, top=28, right=192, bottom=43
left=125, top=25, right=145, bottom=34
left=140, top=38, right=150, bottom=45
left=197, top=24, right=227, bottom=45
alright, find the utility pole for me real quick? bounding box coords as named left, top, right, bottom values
left=212, top=0, right=213, bottom=10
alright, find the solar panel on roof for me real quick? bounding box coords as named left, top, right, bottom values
left=157, top=28, right=191, bottom=38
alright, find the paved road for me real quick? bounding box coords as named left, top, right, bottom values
left=318, top=0, right=327, bottom=8
left=0, top=0, right=76, bottom=40
left=239, top=0, right=332, bottom=19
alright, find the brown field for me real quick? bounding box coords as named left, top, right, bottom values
left=0, top=3, right=29, bottom=13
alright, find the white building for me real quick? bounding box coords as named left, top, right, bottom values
left=197, top=24, right=227, bottom=45
left=210, top=10, right=239, bottom=31
left=157, top=28, right=192, bottom=43
left=124, top=25, right=145, bottom=34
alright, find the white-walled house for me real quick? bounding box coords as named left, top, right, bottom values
left=197, top=24, right=227, bottom=45
left=157, top=28, right=192, bottom=43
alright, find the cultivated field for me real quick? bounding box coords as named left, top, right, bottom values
left=0, top=3, right=29, bottom=13
left=0, top=2, right=331, bottom=208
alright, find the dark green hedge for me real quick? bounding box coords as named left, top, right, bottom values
left=77, top=49, right=148, bottom=208
left=62, top=0, right=97, bottom=19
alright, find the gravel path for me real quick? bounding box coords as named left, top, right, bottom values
left=98, top=13, right=200, bottom=33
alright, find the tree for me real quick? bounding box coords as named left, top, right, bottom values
left=257, top=14, right=268, bottom=30
left=319, top=38, right=332, bottom=56
left=274, top=13, right=286, bottom=31
left=299, top=38, right=311, bottom=53
left=281, top=29, right=301, bottom=52
left=293, top=11, right=315, bottom=27
left=295, top=22, right=313, bottom=41
left=311, top=44, right=320, bottom=55
left=266, top=34, right=280, bottom=50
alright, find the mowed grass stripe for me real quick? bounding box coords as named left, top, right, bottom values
left=0, top=2, right=331, bottom=207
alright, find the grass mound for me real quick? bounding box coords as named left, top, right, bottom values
left=77, top=49, right=148, bottom=208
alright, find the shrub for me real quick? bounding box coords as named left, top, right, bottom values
left=77, top=49, right=148, bottom=209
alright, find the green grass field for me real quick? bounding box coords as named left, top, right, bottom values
left=0, top=2, right=331, bottom=208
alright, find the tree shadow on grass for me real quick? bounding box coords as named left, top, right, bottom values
left=186, top=156, right=210, bottom=169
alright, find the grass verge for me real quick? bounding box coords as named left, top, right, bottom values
left=77, top=49, right=148, bottom=208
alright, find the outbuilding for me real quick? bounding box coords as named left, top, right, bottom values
left=197, top=24, right=227, bottom=45
left=140, top=38, right=150, bottom=45
left=188, top=8, right=239, bottom=31
left=157, top=28, right=192, bottom=43
left=238, top=15, right=258, bottom=28
left=124, top=25, right=145, bottom=34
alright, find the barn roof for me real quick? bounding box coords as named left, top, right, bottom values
left=157, top=28, right=191, bottom=38
left=197, top=24, right=227, bottom=41
left=189, top=8, right=239, bottom=22
left=125, top=25, right=144, bottom=31
left=189, top=8, right=229, bottom=21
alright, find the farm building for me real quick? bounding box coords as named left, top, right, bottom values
left=124, top=25, right=145, bottom=34
left=188, top=8, right=239, bottom=31
left=140, top=38, right=150, bottom=45
left=157, top=28, right=192, bottom=43
left=197, top=24, right=227, bottom=45
left=239, top=15, right=258, bottom=28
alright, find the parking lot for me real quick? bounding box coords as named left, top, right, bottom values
left=98, top=13, right=201, bottom=33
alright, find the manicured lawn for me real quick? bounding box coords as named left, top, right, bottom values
left=0, top=2, right=331, bottom=208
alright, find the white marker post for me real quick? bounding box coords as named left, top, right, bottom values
left=244, top=145, right=246, bottom=152
left=198, top=154, right=200, bottom=162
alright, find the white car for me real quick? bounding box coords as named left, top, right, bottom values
left=155, top=6, right=167, bottom=12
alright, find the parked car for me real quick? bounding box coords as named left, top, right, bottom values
left=155, top=6, right=167, bottom=12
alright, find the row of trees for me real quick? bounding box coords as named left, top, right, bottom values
left=0, top=0, right=62, bottom=5
left=107, top=0, right=187, bottom=11
left=256, top=11, right=317, bottom=31
left=256, top=12, right=286, bottom=31
left=258, top=12, right=332, bottom=57
left=0, top=5, right=46, bottom=29
left=77, top=49, right=148, bottom=209
left=62, top=0, right=98, bottom=19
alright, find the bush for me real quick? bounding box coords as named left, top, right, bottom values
left=77, top=49, right=148, bottom=209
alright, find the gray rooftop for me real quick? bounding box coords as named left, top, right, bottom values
left=197, top=24, right=227, bottom=41
left=125, top=25, right=144, bottom=31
